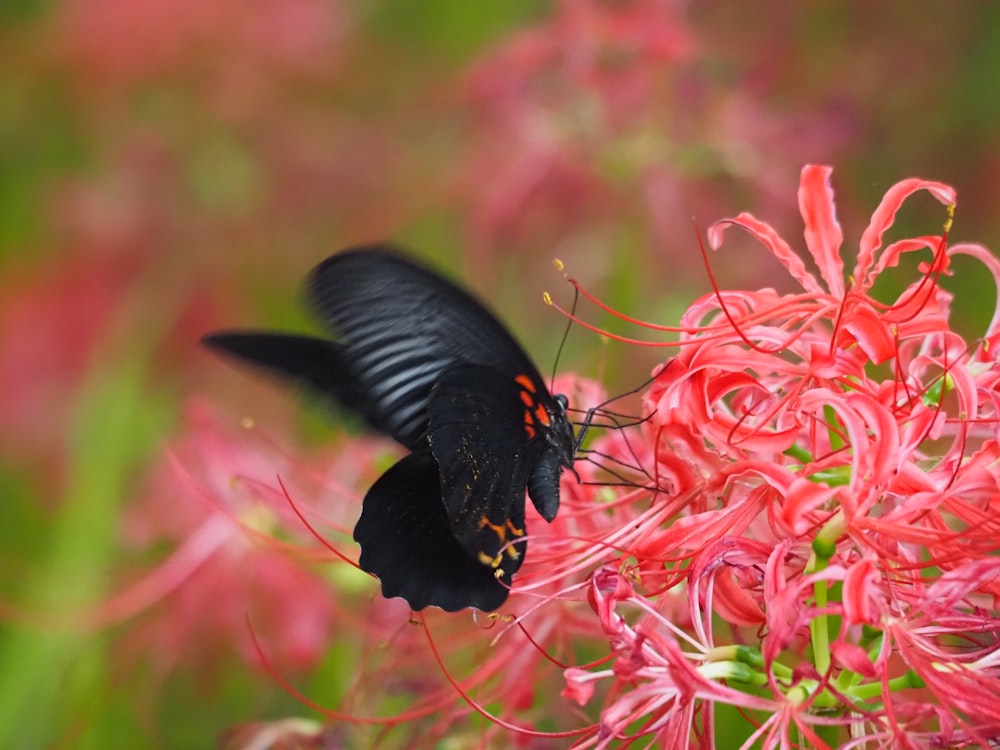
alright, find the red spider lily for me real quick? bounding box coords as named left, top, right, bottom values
left=96, top=398, right=373, bottom=677
left=542, top=165, right=1000, bottom=747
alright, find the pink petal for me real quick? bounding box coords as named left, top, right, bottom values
left=708, top=213, right=824, bottom=294
left=562, top=668, right=596, bottom=706
left=853, top=176, right=956, bottom=289
left=949, top=242, right=1000, bottom=344
left=712, top=562, right=766, bottom=626
left=798, top=165, right=844, bottom=298
left=843, top=302, right=895, bottom=364
left=830, top=640, right=878, bottom=678
left=865, top=237, right=944, bottom=292
left=777, top=477, right=840, bottom=535
left=841, top=557, right=877, bottom=625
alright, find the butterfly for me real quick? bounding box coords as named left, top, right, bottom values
left=202, top=245, right=576, bottom=612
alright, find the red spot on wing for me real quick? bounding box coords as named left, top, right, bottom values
left=523, top=419, right=537, bottom=439
left=515, top=374, right=536, bottom=393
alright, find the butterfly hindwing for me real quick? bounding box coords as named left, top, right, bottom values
left=352, top=451, right=512, bottom=612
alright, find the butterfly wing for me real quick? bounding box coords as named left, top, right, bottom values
left=201, top=246, right=547, bottom=453
left=427, top=363, right=574, bottom=578
left=201, top=332, right=399, bottom=436
left=306, top=245, right=547, bottom=449
left=353, top=451, right=512, bottom=612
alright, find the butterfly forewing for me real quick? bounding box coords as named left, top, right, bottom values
left=307, top=247, right=546, bottom=449
left=428, top=363, right=573, bottom=574
left=200, top=333, right=397, bottom=435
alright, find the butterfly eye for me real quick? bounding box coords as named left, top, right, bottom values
left=555, top=394, right=569, bottom=411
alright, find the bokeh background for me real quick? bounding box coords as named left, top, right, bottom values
left=1, top=1, right=998, bottom=747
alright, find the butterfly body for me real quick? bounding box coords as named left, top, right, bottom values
left=203, top=246, right=575, bottom=612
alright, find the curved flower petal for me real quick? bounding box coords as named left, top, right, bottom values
left=853, top=176, right=956, bottom=292
left=798, top=165, right=845, bottom=298
left=842, top=301, right=896, bottom=364
left=708, top=212, right=825, bottom=294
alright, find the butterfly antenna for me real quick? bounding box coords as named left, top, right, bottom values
left=547, top=265, right=579, bottom=393
left=543, top=263, right=591, bottom=450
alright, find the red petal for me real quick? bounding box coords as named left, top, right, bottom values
left=708, top=212, right=824, bottom=294
left=798, top=165, right=844, bottom=297
left=843, top=303, right=895, bottom=364
left=853, top=176, right=956, bottom=290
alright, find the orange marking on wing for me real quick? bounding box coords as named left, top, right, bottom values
left=479, top=515, right=508, bottom=542
left=534, top=403, right=550, bottom=426
left=506, top=520, right=524, bottom=537
left=515, top=374, right=536, bottom=392
left=519, top=390, right=534, bottom=407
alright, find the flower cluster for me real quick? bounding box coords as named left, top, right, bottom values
left=548, top=165, right=1000, bottom=747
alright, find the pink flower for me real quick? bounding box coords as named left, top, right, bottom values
left=547, top=165, right=1000, bottom=747
left=0, top=256, right=134, bottom=478
left=57, top=0, right=346, bottom=90
left=93, top=398, right=367, bottom=677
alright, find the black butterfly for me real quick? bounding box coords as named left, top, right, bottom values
left=202, top=245, right=576, bottom=612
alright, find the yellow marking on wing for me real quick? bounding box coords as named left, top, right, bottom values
left=478, top=550, right=502, bottom=568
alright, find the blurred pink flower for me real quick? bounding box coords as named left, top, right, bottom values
left=105, top=398, right=369, bottom=677
left=48, top=0, right=403, bottom=282
left=456, top=0, right=853, bottom=287
left=0, top=256, right=133, bottom=476
left=459, top=0, right=695, bottom=263
left=58, top=0, right=347, bottom=91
